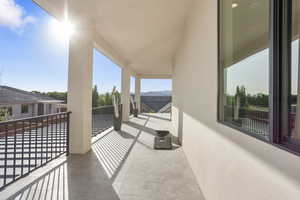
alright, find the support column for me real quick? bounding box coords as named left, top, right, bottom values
left=121, top=68, right=130, bottom=122
left=67, top=29, right=94, bottom=154
left=135, top=76, right=141, bottom=113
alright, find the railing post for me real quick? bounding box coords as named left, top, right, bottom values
left=66, top=112, right=70, bottom=156
left=3, top=124, right=8, bottom=187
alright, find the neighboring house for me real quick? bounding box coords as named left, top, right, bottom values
left=0, top=86, right=64, bottom=120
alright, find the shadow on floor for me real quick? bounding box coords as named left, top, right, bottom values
left=139, top=113, right=171, bottom=121
left=125, top=119, right=180, bottom=150
left=92, top=117, right=150, bottom=182
left=6, top=114, right=186, bottom=200
left=7, top=161, right=67, bottom=200
left=7, top=152, right=120, bottom=200
left=125, top=121, right=157, bottom=136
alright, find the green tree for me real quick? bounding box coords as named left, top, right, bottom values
left=92, top=85, right=99, bottom=107
left=32, top=91, right=67, bottom=102
left=235, top=86, right=248, bottom=108
left=104, top=92, right=112, bottom=105
left=0, top=108, right=9, bottom=122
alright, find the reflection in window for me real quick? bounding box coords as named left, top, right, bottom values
left=219, top=0, right=270, bottom=140
left=286, top=0, right=300, bottom=143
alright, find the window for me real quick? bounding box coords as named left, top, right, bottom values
left=280, top=0, right=300, bottom=151
left=7, top=107, right=12, bottom=116
left=21, top=104, right=29, bottom=114
left=218, top=0, right=270, bottom=140
left=218, top=0, right=300, bottom=154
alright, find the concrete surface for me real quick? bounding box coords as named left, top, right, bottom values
left=2, top=113, right=204, bottom=200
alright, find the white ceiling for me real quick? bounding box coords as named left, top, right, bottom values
left=33, top=0, right=192, bottom=78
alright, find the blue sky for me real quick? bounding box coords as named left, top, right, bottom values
left=0, top=0, right=171, bottom=94
left=226, top=40, right=299, bottom=95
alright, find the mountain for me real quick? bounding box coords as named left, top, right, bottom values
left=141, top=90, right=172, bottom=96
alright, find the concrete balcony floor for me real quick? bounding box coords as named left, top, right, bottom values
left=2, top=113, right=205, bottom=200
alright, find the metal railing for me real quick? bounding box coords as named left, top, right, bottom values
left=92, top=106, right=114, bottom=136
left=224, top=106, right=269, bottom=138
left=0, top=112, right=70, bottom=190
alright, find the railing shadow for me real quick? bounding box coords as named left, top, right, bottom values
left=91, top=118, right=149, bottom=182
left=139, top=113, right=171, bottom=121
left=7, top=151, right=121, bottom=200
left=125, top=118, right=180, bottom=150
left=125, top=121, right=157, bottom=136
left=7, top=161, right=68, bottom=200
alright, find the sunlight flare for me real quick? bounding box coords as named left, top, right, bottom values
left=49, top=18, right=75, bottom=42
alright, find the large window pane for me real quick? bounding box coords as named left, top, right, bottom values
left=219, top=0, right=270, bottom=140
left=286, top=0, right=300, bottom=143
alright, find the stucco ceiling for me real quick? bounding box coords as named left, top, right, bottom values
left=33, top=0, right=192, bottom=78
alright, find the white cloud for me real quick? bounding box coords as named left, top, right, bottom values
left=0, top=0, right=36, bottom=30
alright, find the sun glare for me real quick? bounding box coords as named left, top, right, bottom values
left=49, top=18, right=75, bottom=42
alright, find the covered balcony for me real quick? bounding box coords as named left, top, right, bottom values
left=1, top=0, right=300, bottom=200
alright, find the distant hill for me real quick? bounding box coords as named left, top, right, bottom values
left=141, top=90, right=171, bottom=96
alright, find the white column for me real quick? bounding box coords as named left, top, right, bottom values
left=67, top=29, right=94, bottom=154
left=121, top=68, right=130, bottom=122
left=135, top=76, right=141, bottom=113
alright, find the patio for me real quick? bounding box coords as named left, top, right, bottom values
left=2, top=113, right=204, bottom=200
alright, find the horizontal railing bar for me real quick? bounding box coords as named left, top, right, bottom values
left=0, top=112, right=71, bottom=125
left=0, top=175, right=19, bottom=179
left=0, top=164, right=36, bottom=168
left=0, top=157, right=51, bottom=161
left=0, top=141, right=66, bottom=145
left=0, top=137, right=66, bottom=141
left=0, top=151, right=65, bottom=155
left=0, top=146, right=66, bottom=150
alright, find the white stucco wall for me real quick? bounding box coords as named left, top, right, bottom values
left=172, top=0, right=300, bottom=199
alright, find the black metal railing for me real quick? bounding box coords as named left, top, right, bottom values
left=0, top=112, right=70, bottom=190
left=92, top=106, right=114, bottom=136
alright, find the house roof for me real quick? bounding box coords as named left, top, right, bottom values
left=141, top=96, right=171, bottom=112
left=0, top=86, right=63, bottom=105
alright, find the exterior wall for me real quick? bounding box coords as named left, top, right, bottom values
left=172, top=0, right=300, bottom=200
left=9, top=104, right=34, bottom=119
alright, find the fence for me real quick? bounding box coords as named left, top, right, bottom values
left=92, top=106, right=114, bottom=136
left=0, top=112, right=70, bottom=190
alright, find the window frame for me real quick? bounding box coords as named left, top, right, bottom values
left=217, top=0, right=300, bottom=155
left=21, top=104, right=29, bottom=114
